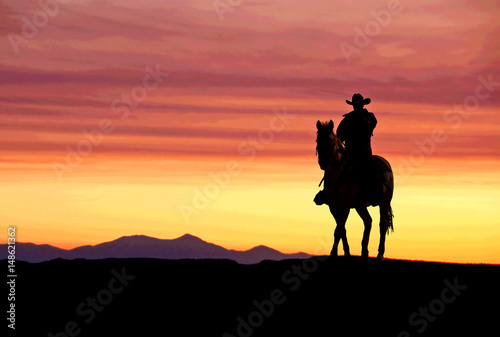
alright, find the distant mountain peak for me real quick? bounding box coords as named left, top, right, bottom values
left=114, top=233, right=202, bottom=242
left=175, top=233, right=205, bottom=243
left=110, top=235, right=158, bottom=243
left=248, top=245, right=278, bottom=252
left=177, top=233, right=201, bottom=240
left=124, top=234, right=151, bottom=238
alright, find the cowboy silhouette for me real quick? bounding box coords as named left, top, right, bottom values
left=337, top=93, right=378, bottom=203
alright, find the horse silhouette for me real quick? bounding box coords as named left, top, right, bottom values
left=315, top=120, right=394, bottom=260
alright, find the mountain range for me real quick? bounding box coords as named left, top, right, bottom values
left=2, top=234, right=311, bottom=264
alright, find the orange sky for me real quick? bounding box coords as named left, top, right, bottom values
left=0, top=0, right=499, bottom=263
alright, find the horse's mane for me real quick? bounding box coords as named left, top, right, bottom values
left=317, top=121, right=344, bottom=161
left=332, top=133, right=344, bottom=162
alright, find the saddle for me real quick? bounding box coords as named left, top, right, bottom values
left=314, top=158, right=385, bottom=207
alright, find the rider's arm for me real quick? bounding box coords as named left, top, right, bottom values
left=365, top=113, right=377, bottom=134
left=336, top=119, right=347, bottom=142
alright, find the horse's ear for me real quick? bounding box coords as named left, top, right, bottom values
left=329, top=120, right=334, bottom=131
left=316, top=120, right=321, bottom=129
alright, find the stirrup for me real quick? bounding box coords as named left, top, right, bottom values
left=314, top=190, right=326, bottom=205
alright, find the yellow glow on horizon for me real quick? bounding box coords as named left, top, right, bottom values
left=1, top=157, right=498, bottom=264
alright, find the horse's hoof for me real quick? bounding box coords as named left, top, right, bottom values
left=376, top=254, right=384, bottom=261
left=361, top=250, right=369, bottom=258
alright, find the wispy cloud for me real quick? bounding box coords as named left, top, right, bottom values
left=1, top=0, right=498, bottom=170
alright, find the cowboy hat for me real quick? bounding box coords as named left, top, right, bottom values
left=346, top=93, right=371, bottom=105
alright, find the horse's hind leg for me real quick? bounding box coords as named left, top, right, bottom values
left=377, top=202, right=390, bottom=260
left=356, top=206, right=372, bottom=258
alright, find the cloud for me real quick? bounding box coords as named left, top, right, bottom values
left=0, top=0, right=498, bottom=173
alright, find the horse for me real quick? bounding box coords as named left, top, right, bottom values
left=315, top=120, right=394, bottom=260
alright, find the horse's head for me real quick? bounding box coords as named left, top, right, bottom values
left=316, top=120, right=343, bottom=170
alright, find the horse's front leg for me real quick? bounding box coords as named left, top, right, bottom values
left=356, top=206, right=372, bottom=258
left=329, top=206, right=350, bottom=257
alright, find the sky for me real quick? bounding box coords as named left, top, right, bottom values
left=0, top=0, right=499, bottom=263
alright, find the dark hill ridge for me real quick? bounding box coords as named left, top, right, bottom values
left=1, top=234, right=311, bottom=264
left=8, top=257, right=499, bottom=337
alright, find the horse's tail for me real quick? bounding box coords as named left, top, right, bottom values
left=373, top=155, right=394, bottom=235
left=387, top=205, right=394, bottom=235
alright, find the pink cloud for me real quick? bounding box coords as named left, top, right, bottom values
left=0, top=0, right=498, bottom=173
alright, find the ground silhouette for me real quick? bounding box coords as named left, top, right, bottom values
left=7, top=257, right=499, bottom=337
